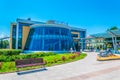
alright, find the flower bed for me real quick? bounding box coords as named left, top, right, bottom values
left=0, top=53, right=87, bottom=73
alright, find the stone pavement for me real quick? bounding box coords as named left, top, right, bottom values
left=0, top=52, right=120, bottom=80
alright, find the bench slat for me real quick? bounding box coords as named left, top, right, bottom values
left=16, top=63, right=45, bottom=68
left=16, top=58, right=44, bottom=65
left=15, top=58, right=45, bottom=69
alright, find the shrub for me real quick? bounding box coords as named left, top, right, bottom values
left=1, top=62, right=16, bottom=72
left=50, top=61, right=54, bottom=64
left=53, top=58, right=57, bottom=63
left=8, top=62, right=14, bottom=69
left=0, top=62, right=2, bottom=69
left=44, top=52, right=56, bottom=56
left=44, top=60, right=47, bottom=64
left=118, top=48, right=120, bottom=50
left=0, top=53, right=87, bottom=73
left=0, top=49, right=22, bottom=56
left=61, top=56, right=66, bottom=61
left=0, top=52, right=57, bottom=62
left=0, top=55, right=7, bottom=62
left=74, top=52, right=80, bottom=56
left=69, top=54, right=76, bottom=59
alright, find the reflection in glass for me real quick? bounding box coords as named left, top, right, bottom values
left=25, top=26, right=74, bottom=51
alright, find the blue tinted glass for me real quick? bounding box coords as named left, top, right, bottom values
left=25, top=26, right=74, bottom=51
left=12, top=25, right=16, bottom=49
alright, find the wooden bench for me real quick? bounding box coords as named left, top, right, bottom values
left=15, top=58, right=45, bottom=72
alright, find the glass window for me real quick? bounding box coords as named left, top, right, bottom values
left=25, top=26, right=74, bottom=51
left=72, top=34, right=78, bottom=38
left=12, top=25, right=16, bottom=49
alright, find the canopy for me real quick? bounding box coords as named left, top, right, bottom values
left=91, top=29, right=120, bottom=38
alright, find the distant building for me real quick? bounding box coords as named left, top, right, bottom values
left=90, top=30, right=120, bottom=51
left=10, top=18, right=86, bottom=52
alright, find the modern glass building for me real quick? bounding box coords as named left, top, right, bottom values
left=10, top=18, right=86, bottom=52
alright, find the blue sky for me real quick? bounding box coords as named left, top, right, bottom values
left=0, top=0, right=120, bottom=36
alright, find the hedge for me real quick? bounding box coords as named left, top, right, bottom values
left=0, top=52, right=56, bottom=62
left=0, top=49, right=22, bottom=56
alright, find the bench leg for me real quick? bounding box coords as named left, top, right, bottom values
left=42, top=65, right=46, bottom=70
left=16, top=68, right=19, bottom=72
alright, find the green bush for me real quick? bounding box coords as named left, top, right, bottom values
left=0, top=53, right=87, bottom=73
left=0, top=52, right=86, bottom=63
left=0, top=55, right=7, bottom=62
left=0, top=62, right=2, bottom=69
left=0, top=52, right=56, bottom=62
left=118, top=48, right=120, bottom=50
left=0, top=49, right=22, bottom=56
left=0, top=62, right=16, bottom=72
left=44, top=53, right=87, bottom=66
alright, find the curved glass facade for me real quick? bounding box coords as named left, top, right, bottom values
left=24, top=25, right=74, bottom=51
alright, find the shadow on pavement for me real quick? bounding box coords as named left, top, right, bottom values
left=17, top=68, right=47, bottom=75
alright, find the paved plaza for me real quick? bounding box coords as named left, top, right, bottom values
left=0, top=52, right=120, bottom=80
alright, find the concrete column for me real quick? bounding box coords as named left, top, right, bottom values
left=16, top=23, right=19, bottom=49
left=115, top=37, right=117, bottom=52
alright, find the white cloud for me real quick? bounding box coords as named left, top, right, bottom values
left=0, top=32, right=8, bottom=38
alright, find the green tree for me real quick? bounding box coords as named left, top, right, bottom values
left=0, top=40, right=9, bottom=49
left=107, top=26, right=118, bottom=31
